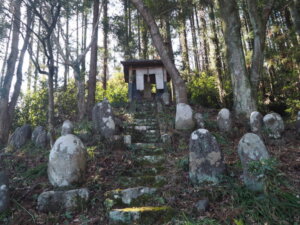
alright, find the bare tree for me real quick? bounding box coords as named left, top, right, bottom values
left=25, top=0, right=62, bottom=146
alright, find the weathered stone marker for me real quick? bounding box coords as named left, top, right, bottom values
left=250, top=111, right=263, bottom=134
left=92, top=99, right=116, bottom=139
left=175, top=103, right=195, bottom=130
left=0, top=172, right=9, bottom=213
left=8, top=124, right=31, bottom=150
left=217, top=108, right=232, bottom=133
left=32, top=126, right=47, bottom=148
left=194, top=113, right=205, bottom=129
left=263, top=113, right=284, bottom=139
left=61, top=120, right=74, bottom=136
left=189, top=129, right=225, bottom=184
left=48, top=134, right=87, bottom=187
left=37, top=188, right=89, bottom=212
left=238, top=133, right=270, bottom=191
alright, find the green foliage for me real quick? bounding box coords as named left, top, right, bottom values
left=96, top=72, right=128, bottom=107
left=14, top=80, right=78, bottom=128
left=176, top=156, right=189, bottom=172
left=54, top=81, right=78, bottom=123
left=174, top=214, right=221, bottom=225
left=22, top=163, right=47, bottom=181
left=14, top=82, right=48, bottom=128
left=227, top=159, right=300, bottom=224
left=187, top=73, right=220, bottom=107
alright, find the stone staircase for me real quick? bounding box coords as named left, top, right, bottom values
left=105, top=101, right=174, bottom=224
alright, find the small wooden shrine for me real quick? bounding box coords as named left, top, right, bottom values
left=121, top=59, right=171, bottom=102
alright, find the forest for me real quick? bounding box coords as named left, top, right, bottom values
left=0, top=0, right=299, bottom=224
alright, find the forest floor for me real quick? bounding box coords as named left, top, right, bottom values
left=0, top=105, right=299, bottom=225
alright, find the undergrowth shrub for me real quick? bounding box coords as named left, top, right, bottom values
left=96, top=72, right=128, bottom=107
left=187, top=72, right=220, bottom=108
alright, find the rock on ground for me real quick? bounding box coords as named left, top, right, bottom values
left=37, top=188, right=89, bottom=213
left=217, top=108, right=232, bottom=132
left=8, top=124, right=31, bottom=150
left=48, top=134, right=87, bottom=187
left=32, top=126, right=47, bottom=148
left=250, top=111, right=263, bottom=134
left=61, top=120, right=74, bottom=136
left=161, top=93, right=170, bottom=106
left=263, top=113, right=285, bottom=139
left=175, top=103, right=195, bottom=130
left=109, top=206, right=174, bottom=225
left=195, top=199, right=209, bottom=212
left=124, top=135, right=131, bottom=145
left=189, top=129, right=225, bottom=184
left=0, top=172, right=9, bottom=213
left=92, top=99, right=116, bottom=139
left=194, top=113, right=205, bottom=129
left=238, top=133, right=270, bottom=191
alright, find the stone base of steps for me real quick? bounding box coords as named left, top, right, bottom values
left=104, top=187, right=166, bottom=211
left=109, top=206, right=175, bottom=225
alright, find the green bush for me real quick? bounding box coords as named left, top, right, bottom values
left=96, top=72, right=128, bottom=107
left=14, top=80, right=78, bottom=128
left=14, top=82, right=48, bottom=128
left=187, top=72, right=220, bottom=108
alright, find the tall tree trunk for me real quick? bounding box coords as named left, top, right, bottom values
left=130, top=0, right=188, bottom=104
left=199, top=9, right=210, bottom=71
left=103, top=0, right=109, bottom=91
left=124, top=0, right=130, bottom=58
left=189, top=8, right=200, bottom=72
left=0, top=23, right=12, bottom=87
left=141, top=19, right=148, bottom=59
left=87, top=0, right=100, bottom=118
left=161, top=16, right=175, bottom=61
left=34, top=14, right=41, bottom=92
left=246, top=0, right=274, bottom=97
left=137, top=13, right=142, bottom=58
left=64, top=6, right=70, bottom=90
left=218, top=0, right=257, bottom=116
left=81, top=3, right=88, bottom=76
left=289, top=0, right=300, bottom=37
left=0, top=0, right=21, bottom=145
left=209, top=4, right=226, bottom=105
left=74, top=65, right=86, bottom=122
left=9, top=6, right=33, bottom=118
left=195, top=8, right=204, bottom=71
left=179, top=16, right=190, bottom=72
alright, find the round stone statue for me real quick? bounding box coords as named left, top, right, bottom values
left=263, top=113, right=284, bottom=139
left=48, top=134, right=87, bottom=187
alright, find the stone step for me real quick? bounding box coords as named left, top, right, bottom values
left=133, top=137, right=161, bottom=144
left=134, top=113, right=156, bottom=119
left=134, top=118, right=157, bottom=122
left=122, top=167, right=165, bottom=177
left=136, top=155, right=165, bottom=166
left=130, top=143, right=161, bottom=150
left=118, top=175, right=167, bottom=188
left=109, top=206, right=175, bottom=225
left=104, top=187, right=166, bottom=211
left=134, top=126, right=158, bottom=132
left=131, top=147, right=164, bottom=156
